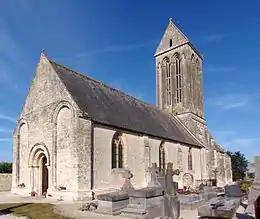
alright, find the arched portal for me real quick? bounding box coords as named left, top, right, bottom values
left=29, top=144, right=50, bottom=195
left=41, top=155, right=49, bottom=194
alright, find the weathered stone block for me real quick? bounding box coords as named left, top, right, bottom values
left=96, top=191, right=129, bottom=215
left=198, top=197, right=240, bottom=219
left=0, top=174, right=12, bottom=191
left=120, top=186, right=165, bottom=218
left=224, top=184, right=242, bottom=198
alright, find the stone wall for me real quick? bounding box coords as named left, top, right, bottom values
left=12, top=53, right=83, bottom=200
left=93, top=124, right=204, bottom=192
left=0, top=174, right=12, bottom=191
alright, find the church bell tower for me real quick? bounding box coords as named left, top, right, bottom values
left=155, top=18, right=204, bottom=119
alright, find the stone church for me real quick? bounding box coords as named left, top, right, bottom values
left=11, top=19, right=232, bottom=201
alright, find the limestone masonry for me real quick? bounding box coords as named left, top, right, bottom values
left=0, top=174, right=12, bottom=191
left=11, top=19, right=232, bottom=201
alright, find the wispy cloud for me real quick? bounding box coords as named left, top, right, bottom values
left=0, top=114, right=17, bottom=123
left=211, top=94, right=248, bottom=110
left=221, top=99, right=248, bottom=110
left=212, top=128, right=259, bottom=161
left=213, top=130, right=237, bottom=140
left=202, top=33, right=229, bottom=43
left=55, top=40, right=157, bottom=61
left=204, top=66, right=236, bottom=73
left=0, top=65, right=18, bottom=90
left=0, top=26, right=23, bottom=64
left=223, top=138, right=258, bottom=148
left=0, top=138, right=12, bottom=143
left=0, top=21, right=25, bottom=90
left=17, top=0, right=31, bottom=10
left=0, top=127, right=13, bottom=133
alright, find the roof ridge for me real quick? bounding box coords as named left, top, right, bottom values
left=49, top=59, right=171, bottom=115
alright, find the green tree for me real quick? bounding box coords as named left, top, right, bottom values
left=0, top=162, right=12, bottom=173
left=226, top=151, right=248, bottom=181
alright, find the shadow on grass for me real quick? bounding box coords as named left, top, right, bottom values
left=0, top=203, right=32, bottom=215
left=236, top=213, right=255, bottom=219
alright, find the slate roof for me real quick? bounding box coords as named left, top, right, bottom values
left=49, top=60, right=202, bottom=147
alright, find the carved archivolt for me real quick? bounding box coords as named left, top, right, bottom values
left=28, top=143, right=50, bottom=167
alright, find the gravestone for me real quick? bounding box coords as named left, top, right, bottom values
left=164, top=163, right=179, bottom=196
left=95, top=191, right=129, bottom=215
left=252, top=156, right=260, bottom=185
left=96, top=169, right=134, bottom=215
left=199, top=183, right=205, bottom=191
left=163, top=162, right=181, bottom=219
left=198, top=196, right=241, bottom=219
left=146, top=163, right=162, bottom=188
left=201, top=186, right=217, bottom=201
left=120, top=187, right=165, bottom=218
left=224, top=184, right=242, bottom=198
left=245, top=156, right=260, bottom=216
left=121, top=169, right=135, bottom=193
left=121, top=163, right=165, bottom=218
left=183, top=173, right=193, bottom=188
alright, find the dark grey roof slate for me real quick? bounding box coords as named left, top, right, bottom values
left=50, top=60, right=201, bottom=147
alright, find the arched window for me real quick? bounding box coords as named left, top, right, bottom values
left=162, top=57, right=171, bottom=106
left=111, top=132, right=124, bottom=169
left=159, top=142, right=166, bottom=171
left=174, top=54, right=182, bottom=103
left=191, top=54, right=195, bottom=62
left=177, top=148, right=183, bottom=170
left=190, top=54, right=195, bottom=103
left=188, top=147, right=192, bottom=170
left=195, top=58, right=201, bottom=110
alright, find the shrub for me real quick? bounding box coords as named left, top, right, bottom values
left=240, top=180, right=252, bottom=194
left=0, top=162, right=12, bottom=173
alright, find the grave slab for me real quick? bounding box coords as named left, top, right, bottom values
left=96, top=190, right=129, bottom=215
left=198, top=196, right=240, bottom=219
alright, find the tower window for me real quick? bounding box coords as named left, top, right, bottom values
left=175, top=56, right=182, bottom=103
left=162, top=57, right=171, bottom=106
left=170, top=39, right=173, bottom=47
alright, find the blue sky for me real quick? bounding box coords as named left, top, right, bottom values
left=0, top=0, right=260, bottom=162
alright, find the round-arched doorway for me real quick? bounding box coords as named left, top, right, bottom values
left=29, top=144, right=50, bottom=195
left=40, top=155, right=49, bottom=194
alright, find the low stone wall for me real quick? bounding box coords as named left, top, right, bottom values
left=0, top=173, right=12, bottom=191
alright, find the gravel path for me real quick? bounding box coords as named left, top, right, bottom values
left=55, top=203, right=199, bottom=219
left=0, top=213, right=27, bottom=219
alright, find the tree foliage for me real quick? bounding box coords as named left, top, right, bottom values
left=226, top=151, right=248, bottom=181
left=0, top=162, right=12, bottom=173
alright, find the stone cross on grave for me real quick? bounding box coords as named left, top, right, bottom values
left=251, top=156, right=260, bottom=186
left=147, top=163, right=162, bottom=187
left=165, top=162, right=180, bottom=196
left=121, top=169, right=135, bottom=192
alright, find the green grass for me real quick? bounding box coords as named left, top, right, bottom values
left=0, top=203, right=74, bottom=219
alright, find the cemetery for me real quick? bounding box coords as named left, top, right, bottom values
left=0, top=157, right=259, bottom=218
left=73, top=160, right=258, bottom=219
